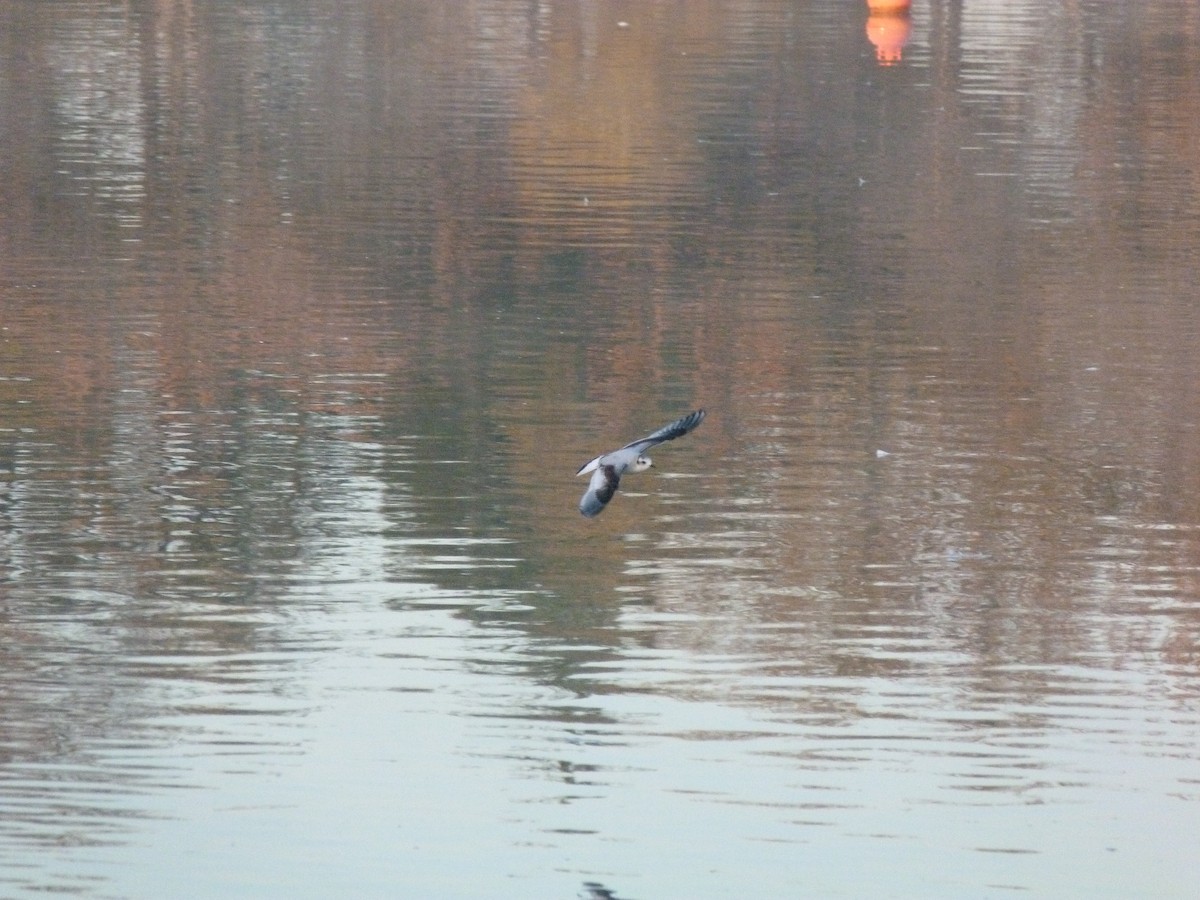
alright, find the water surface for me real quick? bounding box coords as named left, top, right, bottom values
left=2, top=1, right=1199, bottom=897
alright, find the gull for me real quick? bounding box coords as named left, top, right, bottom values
left=576, top=409, right=706, bottom=517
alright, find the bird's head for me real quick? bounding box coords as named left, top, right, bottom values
left=631, top=455, right=653, bottom=472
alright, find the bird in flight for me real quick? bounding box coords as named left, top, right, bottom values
left=576, top=409, right=706, bottom=517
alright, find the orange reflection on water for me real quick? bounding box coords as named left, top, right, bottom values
left=866, top=0, right=912, bottom=66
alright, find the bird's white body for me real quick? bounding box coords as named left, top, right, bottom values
left=576, top=454, right=653, bottom=477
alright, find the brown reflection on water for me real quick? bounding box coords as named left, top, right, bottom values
left=0, top=2, right=1197, bottom=647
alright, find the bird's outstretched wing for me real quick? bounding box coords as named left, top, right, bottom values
left=579, top=464, right=620, bottom=517
left=620, top=409, right=706, bottom=454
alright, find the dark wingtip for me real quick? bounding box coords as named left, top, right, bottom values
left=677, top=408, right=706, bottom=434
left=579, top=493, right=607, bottom=516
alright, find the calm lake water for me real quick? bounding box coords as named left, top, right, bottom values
left=2, top=1, right=1199, bottom=897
